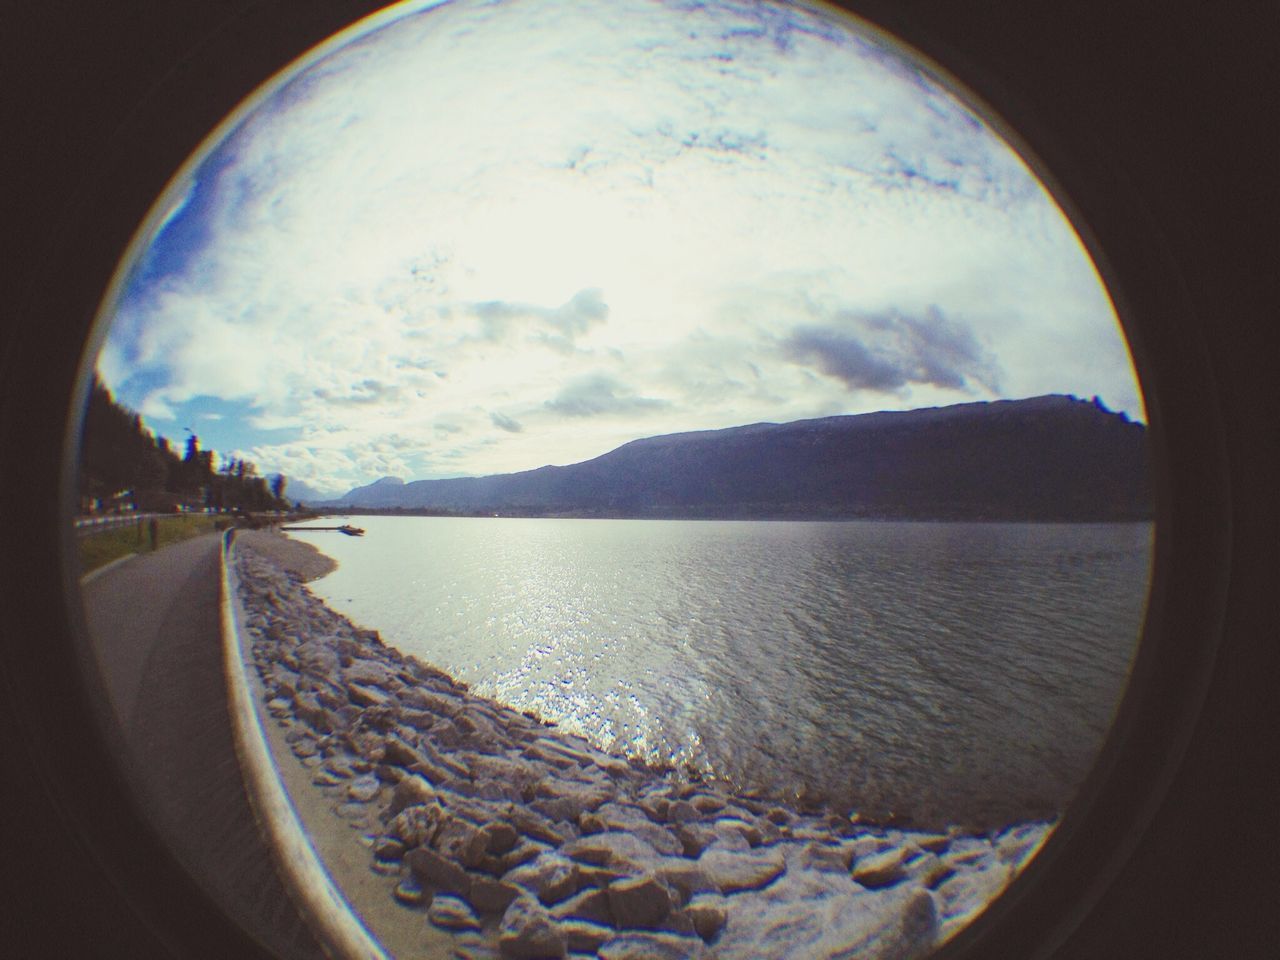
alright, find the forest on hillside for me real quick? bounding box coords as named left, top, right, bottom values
left=78, top=376, right=291, bottom=514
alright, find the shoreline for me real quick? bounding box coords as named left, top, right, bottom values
left=234, top=530, right=1050, bottom=958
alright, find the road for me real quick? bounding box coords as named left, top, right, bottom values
left=79, top=533, right=325, bottom=960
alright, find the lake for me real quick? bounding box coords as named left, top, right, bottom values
left=284, top=516, right=1151, bottom=829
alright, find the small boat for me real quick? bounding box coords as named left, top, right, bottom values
left=338, top=524, right=365, bottom=536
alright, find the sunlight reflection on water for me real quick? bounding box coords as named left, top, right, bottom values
left=294, top=516, right=1150, bottom=828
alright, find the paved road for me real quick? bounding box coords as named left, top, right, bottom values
left=80, top=534, right=326, bottom=960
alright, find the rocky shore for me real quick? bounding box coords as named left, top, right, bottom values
left=233, top=533, right=1051, bottom=959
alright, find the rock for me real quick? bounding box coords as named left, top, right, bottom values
left=560, top=918, right=615, bottom=954
left=406, top=846, right=472, bottom=896
left=677, top=823, right=718, bottom=858
left=909, top=832, right=952, bottom=854
left=666, top=800, right=699, bottom=824
left=428, top=894, right=482, bottom=932
left=346, top=774, right=381, bottom=803
left=597, top=930, right=708, bottom=959
left=509, top=806, right=572, bottom=847
left=696, top=845, right=785, bottom=893
left=994, top=823, right=1049, bottom=866
left=653, top=861, right=718, bottom=904
left=344, top=658, right=398, bottom=688
left=710, top=872, right=937, bottom=960
left=588, top=804, right=684, bottom=856
left=684, top=895, right=727, bottom=942
left=468, top=877, right=522, bottom=915
left=550, top=887, right=614, bottom=925
left=373, top=837, right=406, bottom=862
left=389, top=803, right=445, bottom=848
left=498, top=895, right=567, bottom=959
left=434, top=817, right=489, bottom=868
left=481, top=820, right=520, bottom=855
left=935, top=862, right=1014, bottom=939
left=529, top=797, right=580, bottom=823
left=295, top=639, right=340, bottom=675
left=504, top=853, right=580, bottom=906
left=386, top=772, right=436, bottom=816
left=787, top=841, right=853, bottom=874
left=607, top=874, right=672, bottom=928
left=765, top=806, right=794, bottom=826
left=904, top=851, right=955, bottom=889
left=382, top=733, right=429, bottom=771
left=853, top=848, right=908, bottom=889
left=561, top=832, right=664, bottom=872
left=713, top=817, right=762, bottom=848
left=393, top=874, right=428, bottom=907
left=689, top=793, right=728, bottom=816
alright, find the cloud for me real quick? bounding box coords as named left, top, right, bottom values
left=783, top=307, right=1002, bottom=395
left=545, top=373, right=671, bottom=418
left=489, top=411, right=524, bottom=433
left=92, top=0, right=1140, bottom=494
left=470, top=287, right=609, bottom=347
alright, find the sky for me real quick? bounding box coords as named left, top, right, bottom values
left=95, top=0, right=1145, bottom=498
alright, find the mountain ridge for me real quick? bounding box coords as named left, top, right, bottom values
left=311, top=395, right=1151, bottom=521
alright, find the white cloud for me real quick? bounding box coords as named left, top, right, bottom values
left=98, top=0, right=1143, bottom=494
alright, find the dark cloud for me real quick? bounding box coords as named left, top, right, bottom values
left=783, top=307, right=1002, bottom=395
left=545, top=373, right=670, bottom=418
left=489, top=411, right=523, bottom=433
left=470, top=288, right=609, bottom=345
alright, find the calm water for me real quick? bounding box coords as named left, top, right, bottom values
left=286, top=517, right=1151, bottom=828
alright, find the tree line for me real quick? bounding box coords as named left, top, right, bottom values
left=79, top=375, right=290, bottom=514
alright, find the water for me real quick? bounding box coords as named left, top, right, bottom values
left=285, top=516, right=1151, bottom=829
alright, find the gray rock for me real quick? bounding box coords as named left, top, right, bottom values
left=853, top=848, right=908, bottom=889
left=347, top=681, right=392, bottom=708
left=653, top=860, right=718, bottom=904
left=505, top=853, right=580, bottom=906
left=498, top=895, right=567, bottom=959
left=550, top=887, right=614, bottom=925
left=597, top=930, right=707, bottom=959
left=428, top=894, right=482, bottom=932
left=386, top=772, right=436, bottom=817
left=393, top=874, right=428, bottom=907
left=684, top=895, right=727, bottom=942
left=468, top=876, right=522, bottom=915
left=389, top=803, right=445, bottom=848
left=481, top=820, right=521, bottom=855
left=434, top=816, right=489, bottom=868
left=607, top=874, right=673, bottom=928
left=346, top=774, right=381, bottom=803
left=510, top=806, right=573, bottom=847
left=561, top=918, right=615, bottom=954
left=406, top=846, right=472, bottom=896
left=711, top=872, right=937, bottom=960
left=696, top=845, right=785, bottom=893
left=561, top=832, right=664, bottom=872
left=373, top=837, right=406, bottom=862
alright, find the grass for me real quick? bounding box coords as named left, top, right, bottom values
left=77, top=514, right=224, bottom=577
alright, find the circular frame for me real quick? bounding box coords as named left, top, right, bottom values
left=2, top=1, right=1272, bottom=957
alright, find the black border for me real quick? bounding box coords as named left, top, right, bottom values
left=2, top=1, right=1275, bottom=957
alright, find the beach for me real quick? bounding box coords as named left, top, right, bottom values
left=232, top=529, right=1050, bottom=959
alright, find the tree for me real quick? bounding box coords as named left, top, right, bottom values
left=270, top=473, right=287, bottom=503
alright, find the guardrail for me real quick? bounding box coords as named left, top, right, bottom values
left=74, top=513, right=160, bottom=536
left=218, top=529, right=390, bottom=960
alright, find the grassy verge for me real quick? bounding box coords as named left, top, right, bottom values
left=77, top=514, right=224, bottom=577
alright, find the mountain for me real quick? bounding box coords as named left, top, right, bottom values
left=281, top=477, right=345, bottom=504
left=320, top=395, right=1152, bottom=521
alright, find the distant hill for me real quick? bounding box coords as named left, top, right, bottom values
left=318, top=395, right=1152, bottom=522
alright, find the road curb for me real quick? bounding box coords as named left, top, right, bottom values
left=219, top=530, right=390, bottom=960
